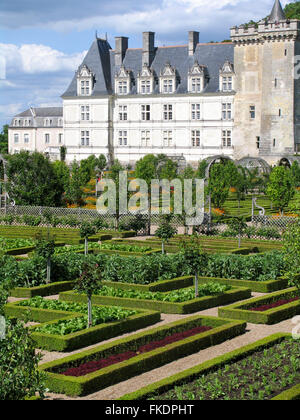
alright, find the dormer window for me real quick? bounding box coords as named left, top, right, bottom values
left=188, top=62, right=208, bottom=93
left=118, top=81, right=128, bottom=95
left=137, top=64, right=155, bottom=94
left=76, top=65, right=94, bottom=97
left=44, top=119, right=52, bottom=127
left=160, top=63, right=177, bottom=94
left=115, top=65, right=132, bottom=95
left=219, top=61, right=235, bottom=92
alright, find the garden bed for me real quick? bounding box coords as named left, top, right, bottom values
left=120, top=333, right=299, bottom=401
left=39, top=315, right=246, bottom=396
left=59, top=283, right=251, bottom=314
left=4, top=297, right=160, bottom=352
left=218, top=288, right=300, bottom=324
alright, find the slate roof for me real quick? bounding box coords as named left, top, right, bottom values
left=15, top=107, right=63, bottom=117
left=269, top=0, right=286, bottom=22
left=62, top=38, right=234, bottom=97
left=10, top=107, right=63, bottom=128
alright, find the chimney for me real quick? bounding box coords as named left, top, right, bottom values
left=189, top=31, right=199, bottom=56
left=115, top=37, right=128, bottom=66
left=143, top=32, right=155, bottom=66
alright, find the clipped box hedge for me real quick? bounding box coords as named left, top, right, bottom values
left=59, top=286, right=251, bottom=315
left=218, top=287, right=300, bottom=324
left=119, top=333, right=295, bottom=401
left=102, top=275, right=288, bottom=294
left=10, top=280, right=76, bottom=298
left=103, top=276, right=195, bottom=293
left=5, top=300, right=160, bottom=352
left=39, top=315, right=246, bottom=397
left=196, top=275, right=288, bottom=294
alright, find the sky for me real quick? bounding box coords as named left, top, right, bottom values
left=0, top=0, right=289, bottom=129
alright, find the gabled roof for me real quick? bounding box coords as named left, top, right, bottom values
left=63, top=38, right=234, bottom=97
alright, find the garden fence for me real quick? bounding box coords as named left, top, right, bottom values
left=0, top=204, right=297, bottom=239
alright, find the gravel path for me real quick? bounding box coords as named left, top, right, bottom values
left=34, top=292, right=296, bottom=401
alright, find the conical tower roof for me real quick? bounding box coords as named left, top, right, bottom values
left=269, top=0, right=286, bottom=22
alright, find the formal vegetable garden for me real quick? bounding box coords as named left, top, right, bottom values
left=39, top=315, right=246, bottom=396
left=120, top=334, right=299, bottom=401
left=5, top=297, right=160, bottom=351
left=1, top=219, right=299, bottom=401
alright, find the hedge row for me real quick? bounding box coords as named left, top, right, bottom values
left=218, top=287, right=300, bottom=324
left=59, top=286, right=251, bottom=314
left=10, top=281, right=76, bottom=298
left=119, top=333, right=292, bottom=400
left=272, top=384, right=300, bottom=400
left=39, top=315, right=246, bottom=396
left=5, top=300, right=160, bottom=352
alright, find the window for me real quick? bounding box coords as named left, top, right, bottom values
left=81, top=106, right=90, bottom=121
left=24, top=134, right=29, bottom=144
left=191, top=77, right=202, bottom=93
left=163, top=131, right=173, bottom=147
left=81, top=131, right=90, bottom=146
left=141, top=80, right=151, bottom=94
left=45, top=134, right=50, bottom=144
left=222, top=76, right=232, bottom=92
left=44, top=119, right=52, bottom=127
left=58, top=119, right=63, bottom=127
left=24, top=119, right=30, bottom=127
left=118, top=81, right=128, bottom=95
left=222, top=103, right=232, bottom=120
left=119, top=105, right=128, bottom=121
left=273, top=138, right=276, bottom=148
left=256, top=136, right=260, bottom=149
left=163, top=104, right=173, bottom=121
left=14, top=120, right=18, bottom=126
left=279, top=109, right=282, bottom=117
left=141, top=131, right=151, bottom=147
left=163, top=79, right=173, bottom=93
left=14, top=134, right=19, bottom=144
left=222, top=130, right=232, bottom=147
left=191, top=130, right=201, bottom=147
left=81, top=80, right=90, bottom=96
left=58, top=134, right=63, bottom=144
left=141, top=105, right=151, bottom=121
left=191, top=104, right=201, bottom=120
left=250, top=105, right=255, bottom=119
left=118, top=131, right=128, bottom=146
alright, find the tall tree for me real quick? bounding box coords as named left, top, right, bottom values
left=0, top=125, right=8, bottom=154
left=65, top=161, right=84, bottom=205
left=266, top=166, right=295, bottom=215
left=5, top=151, right=63, bottom=206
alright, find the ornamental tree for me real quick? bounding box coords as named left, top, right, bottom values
left=179, top=235, right=208, bottom=298
left=155, top=215, right=177, bottom=254
left=227, top=217, right=248, bottom=248
left=80, top=222, right=97, bottom=255
left=74, top=262, right=102, bottom=328
left=34, top=232, right=56, bottom=284
left=266, top=166, right=295, bottom=215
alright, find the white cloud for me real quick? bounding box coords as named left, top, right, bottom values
left=0, top=43, right=86, bottom=75
left=0, top=103, right=23, bottom=118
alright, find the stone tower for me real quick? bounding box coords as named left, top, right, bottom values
left=231, top=0, right=300, bottom=165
